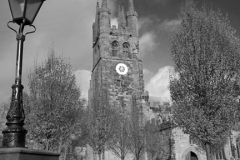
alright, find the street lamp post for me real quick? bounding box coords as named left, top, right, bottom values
left=2, top=0, right=46, bottom=148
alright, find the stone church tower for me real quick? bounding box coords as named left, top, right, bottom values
left=89, top=0, right=149, bottom=117
left=87, top=0, right=151, bottom=159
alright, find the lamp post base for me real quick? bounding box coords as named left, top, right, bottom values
left=0, top=147, right=60, bottom=160
left=2, top=125, right=27, bottom=147
left=2, top=83, right=27, bottom=148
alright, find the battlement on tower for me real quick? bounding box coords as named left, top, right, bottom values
left=92, top=0, right=139, bottom=44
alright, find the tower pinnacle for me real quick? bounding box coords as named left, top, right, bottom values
left=102, top=0, right=108, bottom=8
left=122, top=5, right=126, bottom=26
left=126, top=0, right=138, bottom=36
left=128, top=0, right=135, bottom=12
left=95, top=1, right=99, bottom=20
left=118, top=5, right=122, bottom=24
left=118, top=5, right=126, bottom=29
left=97, top=0, right=99, bottom=8
left=96, top=1, right=99, bottom=14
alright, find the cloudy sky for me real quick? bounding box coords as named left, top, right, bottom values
left=0, top=0, right=240, bottom=103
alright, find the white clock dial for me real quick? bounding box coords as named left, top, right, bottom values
left=116, top=63, right=128, bottom=75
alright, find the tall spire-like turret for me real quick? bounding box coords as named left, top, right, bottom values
left=97, top=0, right=99, bottom=7
left=118, top=5, right=122, bottom=24
left=97, top=0, right=99, bottom=8
left=122, top=5, right=126, bottom=26
left=102, top=0, right=108, bottom=8
left=118, top=5, right=123, bottom=29
left=93, top=1, right=100, bottom=43
left=95, top=1, right=99, bottom=21
left=118, top=5, right=126, bottom=29
left=99, top=0, right=111, bottom=32
left=126, top=0, right=138, bottom=36
left=128, top=0, right=135, bottom=12
left=127, top=0, right=137, bottom=16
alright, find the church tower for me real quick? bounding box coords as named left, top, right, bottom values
left=89, top=0, right=149, bottom=116
left=88, top=1, right=154, bottom=159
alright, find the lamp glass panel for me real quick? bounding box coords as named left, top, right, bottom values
left=9, top=0, right=25, bottom=20
left=25, top=0, right=43, bottom=24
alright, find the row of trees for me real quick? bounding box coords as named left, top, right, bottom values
left=86, top=86, right=164, bottom=160
left=170, top=1, right=240, bottom=160
left=0, top=48, right=165, bottom=160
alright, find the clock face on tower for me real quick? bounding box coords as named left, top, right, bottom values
left=116, top=63, right=128, bottom=75
left=115, top=63, right=132, bottom=92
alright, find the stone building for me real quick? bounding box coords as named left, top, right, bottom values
left=87, top=0, right=152, bottom=159
left=150, top=99, right=240, bottom=160
left=88, top=0, right=149, bottom=113
left=87, top=0, right=240, bottom=160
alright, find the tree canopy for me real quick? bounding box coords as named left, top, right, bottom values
left=128, top=97, right=146, bottom=160
left=25, top=49, right=84, bottom=153
left=86, top=87, right=118, bottom=160
left=170, top=1, right=240, bottom=159
left=107, top=107, right=131, bottom=160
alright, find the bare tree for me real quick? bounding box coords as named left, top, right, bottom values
left=0, top=102, right=9, bottom=131
left=86, top=87, right=117, bottom=160
left=107, top=112, right=131, bottom=160
left=129, top=97, right=146, bottom=160
left=0, top=100, right=11, bottom=144
left=25, top=49, right=83, bottom=153
left=145, top=119, right=164, bottom=160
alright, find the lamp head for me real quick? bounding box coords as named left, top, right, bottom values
left=8, top=0, right=45, bottom=25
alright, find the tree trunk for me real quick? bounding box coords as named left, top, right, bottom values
left=102, top=148, right=105, bottom=160
left=63, top=145, right=68, bottom=160
left=136, top=154, right=140, bottom=160
left=98, top=153, right=102, bottom=160
left=93, top=151, right=97, bottom=160
left=121, top=145, right=125, bottom=160
left=98, top=149, right=102, bottom=160
left=206, top=143, right=211, bottom=160
left=46, top=140, right=49, bottom=151
left=58, top=138, right=62, bottom=153
left=121, top=156, right=125, bottom=160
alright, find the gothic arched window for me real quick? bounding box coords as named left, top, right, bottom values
left=112, top=41, right=119, bottom=57
left=216, top=148, right=226, bottom=160
left=237, top=140, right=240, bottom=158
left=123, top=42, right=131, bottom=59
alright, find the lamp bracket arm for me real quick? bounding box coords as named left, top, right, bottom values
left=7, top=21, right=18, bottom=35
left=24, top=24, right=36, bottom=37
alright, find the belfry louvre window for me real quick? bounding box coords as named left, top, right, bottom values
left=123, top=42, right=131, bottom=58
left=112, top=41, right=119, bottom=56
